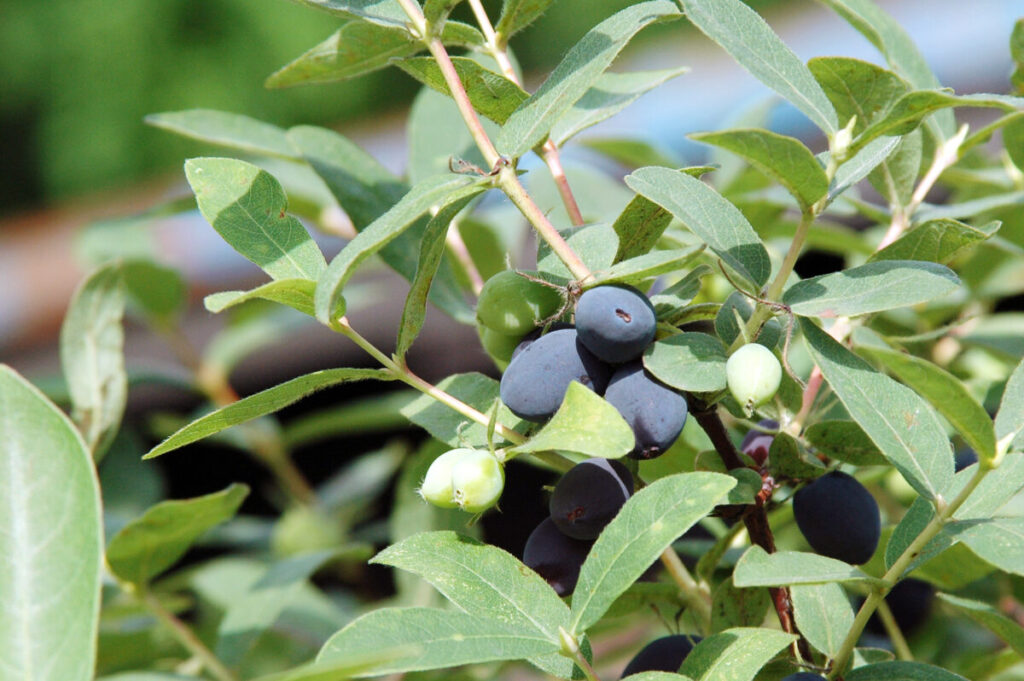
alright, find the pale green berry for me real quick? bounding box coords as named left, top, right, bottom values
left=450, top=449, right=505, bottom=513
left=726, top=343, right=782, bottom=414
left=419, top=448, right=475, bottom=508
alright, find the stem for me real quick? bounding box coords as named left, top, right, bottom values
left=133, top=585, right=239, bottom=681
left=659, top=548, right=712, bottom=634
left=827, top=463, right=991, bottom=678
left=875, top=600, right=913, bottom=660
left=466, top=0, right=585, bottom=226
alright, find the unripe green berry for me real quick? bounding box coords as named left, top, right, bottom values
left=477, top=324, right=522, bottom=371
left=419, top=448, right=474, bottom=508
left=726, top=343, right=782, bottom=414
left=450, top=449, right=505, bottom=513
left=476, top=270, right=563, bottom=336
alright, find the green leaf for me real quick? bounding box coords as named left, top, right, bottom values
left=205, top=278, right=316, bottom=317
left=679, top=627, right=796, bottom=681
left=495, top=0, right=554, bottom=40
left=593, top=246, right=705, bottom=287
left=511, top=382, right=635, bottom=459
left=860, top=345, right=995, bottom=461
left=711, top=578, right=771, bottom=633
left=958, top=517, right=1024, bottom=577
left=996, top=357, right=1024, bottom=452
left=144, top=368, right=392, bottom=458
left=401, top=372, right=527, bottom=448
left=808, top=57, right=909, bottom=135
left=248, top=649, right=425, bottom=681
left=791, top=583, right=854, bottom=658
left=570, top=472, right=736, bottom=633
left=845, top=661, right=969, bottom=681
left=146, top=109, right=297, bottom=159
left=937, top=594, right=1024, bottom=655
left=680, top=0, right=837, bottom=133
left=690, top=129, right=828, bottom=210
left=550, top=68, right=689, bottom=147
left=817, top=0, right=954, bottom=137
left=804, top=420, right=887, bottom=466
left=372, top=531, right=573, bottom=677
left=623, top=674, right=694, bottom=681
left=852, top=90, right=1024, bottom=155
left=314, top=174, right=478, bottom=324
left=0, top=366, right=102, bottom=681
left=395, top=188, right=485, bottom=360
left=395, top=57, right=528, bottom=124
left=1005, top=115, right=1024, bottom=172
left=537, top=222, right=619, bottom=280
left=801, top=319, right=954, bottom=500
left=266, top=22, right=422, bottom=88
left=317, top=607, right=558, bottom=673
left=767, top=432, right=826, bottom=479
left=584, top=138, right=683, bottom=169
left=784, top=260, right=959, bottom=318
left=286, top=0, right=409, bottom=29
left=496, top=1, right=682, bottom=158
left=625, top=166, right=771, bottom=289
left=106, top=484, right=248, bottom=584
left=185, top=158, right=327, bottom=281
left=120, top=259, right=187, bottom=326
left=734, top=546, right=877, bottom=586
left=60, top=262, right=127, bottom=458
left=715, top=291, right=782, bottom=349
left=870, top=218, right=999, bottom=264
left=829, top=136, right=900, bottom=202
left=643, top=333, right=727, bottom=393
left=217, top=550, right=338, bottom=666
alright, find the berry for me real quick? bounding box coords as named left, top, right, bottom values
left=575, top=285, right=657, bottom=364
left=866, top=578, right=934, bottom=635
left=550, top=458, right=633, bottom=540
left=740, top=418, right=779, bottom=466
left=476, top=270, right=563, bottom=337
left=726, top=344, right=782, bottom=413
left=500, top=328, right=611, bottom=422
left=604, top=361, right=688, bottom=459
left=522, top=517, right=591, bottom=596
left=781, top=674, right=826, bottom=681
left=621, top=634, right=701, bottom=678
left=955, top=447, right=978, bottom=472
left=511, top=322, right=574, bottom=361
left=418, top=448, right=472, bottom=508
left=450, top=449, right=505, bottom=513
left=477, top=325, right=523, bottom=370
left=793, top=471, right=880, bottom=564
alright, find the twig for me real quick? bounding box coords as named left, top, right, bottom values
left=659, top=548, right=712, bottom=635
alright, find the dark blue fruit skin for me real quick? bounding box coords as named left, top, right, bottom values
left=621, top=634, right=701, bottom=678
left=604, top=361, right=688, bottom=459
left=955, top=447, right=978, bottom=472
left=522, top=517, right=592, bottom=596
left=510, top=322, right=574, bottom=361
left=793, top=470, right=880, bottom=565
left=500, top=328, right=611, bottom=422
left=780, top=674, right=826, bottom=681
left=866, top=577, right=934, bottom=635
left=740, top=418, right=779, bottom=466
left=550, top=458, right=633, bottom=540
left=575, top=285, right=657, bottom=364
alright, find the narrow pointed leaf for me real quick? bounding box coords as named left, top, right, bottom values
left=144, top=368, right=393, bottom=458
left=287, top=0, right=409, bottom=29
left=846, top=662, right=970, bottom=681
left=804, top=420, right=887, bottom=466
left=691, top=129, right=828, bottom=210
left=266, top=22, right=422, bottom=88
left=594, top=246, right=705, bottom=287
left=60, top=262, right=127, bottom=458
left=551, top=68, right=689, bottom=147
left=829, top=136, right=900, bottom=202
left=570, top=472, right=736, bottom=633
left=146, top=110, right=297, bottom=159
left=497, top=1, right=681, bottom=157
left=937, top=594, right=1024, bottom=655
left=396, top=188, right=484, bottom=359
left=680, top=0, right=837, bottom=133
left=0, top=366, right=102, bottom=681
left=784, top=260, right=960, bottom=318
left=996, top=356, right=1024, bottom=451
left=710, top=578, right=771, bottom=632
left=644, top=333, right=727, bottom=393
left=791, top=583, right=854, bottom=658
left=861, top=345, right=995, bottom=461
left=107, top=484, right=248, bottom=584
left=185, top=158, right=327, bottom=281
left=870, top=218, right=999, bottom=264
left=958, top=517, right=1024, bottom=577
left=511, top=382, right=635, bottom=459
left=495, top=0, right=555, bottom=40
left=314, top=174, right=477, bottom=324
left=317, top=607, right=558, bottom=673
left=205, top=278, right=317, bottom=317
left=802, top=319, right=954, bottom=499
left=734, top=546, right=877, bottom=586
left=625, top=166, right=771, bottom=288
left=395, top=57, right=528, bottom=124
left=372, top=532, right=570, bottom=642
left=679, top=627, right=796, bottom=681
left=808, top=57, right=909, bottom=135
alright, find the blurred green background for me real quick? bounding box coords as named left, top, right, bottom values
left=0, top=0, right=784, bottom=216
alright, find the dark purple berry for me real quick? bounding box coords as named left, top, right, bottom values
left=740, top=419, right=779, bottom=466
left=522, top=517, right=591, bottom=596
left=793, top=471, right=880, bottom=565
left=575, top=285, right=657, bottom=364
left=550, top=458, right=633, bottom=540
left=604, top=361, right=687, bottom=459
left=621, top=634, right=701, bottom=678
